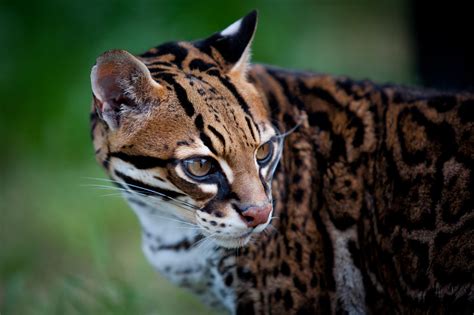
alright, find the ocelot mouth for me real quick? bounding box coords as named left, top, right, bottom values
left=213, top=232, right=253, bottom=248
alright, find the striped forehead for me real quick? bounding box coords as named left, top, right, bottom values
left=140, top=42, right=271, bottom=152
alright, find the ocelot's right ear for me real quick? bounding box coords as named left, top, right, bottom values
left=91, top=50, right=162, bottom=130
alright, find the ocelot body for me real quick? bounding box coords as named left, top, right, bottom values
left=90, top=11, right=474, bottom=314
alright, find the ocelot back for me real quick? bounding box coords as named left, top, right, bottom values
left=90, top=11, right=474, bottom=314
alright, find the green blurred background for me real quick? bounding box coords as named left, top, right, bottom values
left=0, top=0, right=422, bottom=314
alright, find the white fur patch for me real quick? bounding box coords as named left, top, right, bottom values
left=129, top=200, right=236, bottom=313
left=218, top=158, right=234, bottom=184
left=175, top=166, right=218, bottom=194
left=220, top=19, right=242, bottom=36
left=175, top=144, right=213, bottom=159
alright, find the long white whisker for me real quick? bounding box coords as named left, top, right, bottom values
left=83, top=183, right=197, bottom=214
left=83, top=177, right=199, bottom=210
left=274, top=122, right=301, bottom=139
left=192, top=232, right=217, bottom=249
left=82, top=181, right=198, bottom=212
left=145, top=212, right=199, bottom=228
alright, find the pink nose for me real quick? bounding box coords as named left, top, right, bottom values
left=239, top=204, right=272, bottom=228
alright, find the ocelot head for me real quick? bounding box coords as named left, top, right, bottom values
left=90, top=11, right=282, bottom=248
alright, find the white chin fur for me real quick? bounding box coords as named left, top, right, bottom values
left=213, top=234, right=252, bottom=249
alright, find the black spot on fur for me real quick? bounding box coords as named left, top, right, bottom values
left=310, top=274, right=318, bottom=288
left=236, top=301, right=255, bottom=315
left=293, top=276, right=307, bottom=293
left=274, top=288, right=282, bottom=301
left=293, top=188, right=304, bottom=203
left=281, top=261, right=291, bottom=276
left=283, top=290, right=294, bottom=309
left=225, top=274, right=233, bottom=286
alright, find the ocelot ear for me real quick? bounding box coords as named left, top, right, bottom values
left=91, top=50, right=162, bottom=130
left=195, top=10, right=258, bottom=77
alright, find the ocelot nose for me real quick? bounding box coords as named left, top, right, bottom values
left=238, top=204, right=272, bottom=228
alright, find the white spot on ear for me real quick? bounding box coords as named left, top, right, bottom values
left=220, top=19, right=242, bottom=36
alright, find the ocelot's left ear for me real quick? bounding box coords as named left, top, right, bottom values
left=91, top=50, right=163, bottom=130
left=195, top=10, right=258, bottom=77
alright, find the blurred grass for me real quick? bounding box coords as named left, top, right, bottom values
left=1, top=0, right=414, bottom=314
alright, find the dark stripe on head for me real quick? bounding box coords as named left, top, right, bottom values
left=110, top=152, right=172, bottom=169
left=114, top=170, right=185, bottom=199
left=195, top=114, right=204, bottom=130
left=149, top=67, right=172, bottom=74
left=200, top=132, right=219, bottom=155
left=207, top=70, right=253, bottom=119
left=208, top=125, right=226, bottom=148
left=147, top=61, right=173, bottom=67
left=189, top=59, right=217, bottom=72
left=159, top=73, right=195, bottom=117
left=144, top=42, right=188, bottom=68
left=245, top=116, right=257, bottom=142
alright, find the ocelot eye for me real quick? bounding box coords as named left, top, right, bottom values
left=256, top=142, right=273, bottom=165
left=183, top=158, right=214, bottom=179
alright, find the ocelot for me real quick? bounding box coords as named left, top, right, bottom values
left=90, top=10, right=474, bottom=315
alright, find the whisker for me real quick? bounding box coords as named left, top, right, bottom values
left=83, top=180, right=198, bottom=212
left=274, top=122, right=301, bottom=139
left=146, top=213, right=199, bottom=228
left=174, top=227, right=203, bottom=231
left=83, top=177, right=199, bottom=210
left=83, top=183, right=197, bottom=214
left=192, top=232, right=217, bottom=249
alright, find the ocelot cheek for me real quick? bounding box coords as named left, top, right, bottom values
left=196, top=201, right=249, bottom=233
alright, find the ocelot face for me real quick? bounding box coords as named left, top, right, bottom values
left=90, top=12, right=282, bottom=248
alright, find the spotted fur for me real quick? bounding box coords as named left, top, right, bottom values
left=90, top=11, right=474, bottom=314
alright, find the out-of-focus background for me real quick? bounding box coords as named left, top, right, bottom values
left=1, top=1, right=472, bottom=314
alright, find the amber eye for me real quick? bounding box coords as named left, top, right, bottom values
left=256, top=142, right=273, bottom=164
left=183, top=158, right=214, bottom=178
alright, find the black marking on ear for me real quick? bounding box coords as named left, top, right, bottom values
left=195, top=10, right=257, bottom=65
left=110, top=151, right=173, bottom=169
left=114, top=170, right=185, bottom=199
left=159, top=73, right=195, bottom=117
